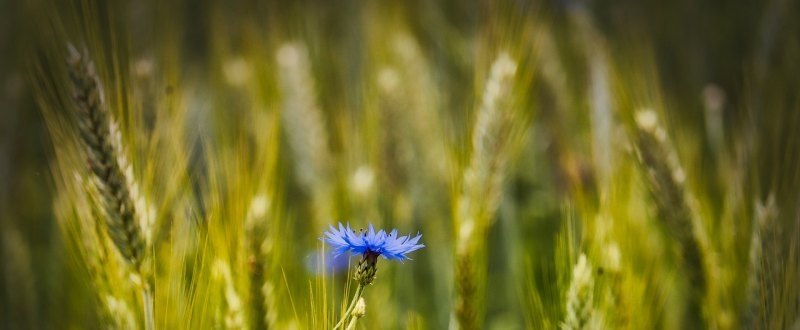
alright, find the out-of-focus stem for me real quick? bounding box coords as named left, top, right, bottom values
left=142, top=282, right=155, bottom=330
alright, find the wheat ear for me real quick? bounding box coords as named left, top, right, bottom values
left=213, top=259, right=246, bottom=330
left=276, top=42, right=333, bottom=231
left=562, top=254, right=597, bottom=330
left=276, top=43, right=331, bottom=192
left=67, top=45, right=144, bottom=268
left=743, top=195, right=778, bottom=328
left=454, top=52, right=518, bottom=330
left=633, top=109, right=706, bottom=327
left=67, top=44, right=153, bottom=330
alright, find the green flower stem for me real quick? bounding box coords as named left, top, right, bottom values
left=334, top=284, right=365, bottom=330
left=345, top=315, right=360, bottom=330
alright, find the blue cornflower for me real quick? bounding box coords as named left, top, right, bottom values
left=325, top=223, right=424, bottom=329
left=323, top=223, right=425, bottom=261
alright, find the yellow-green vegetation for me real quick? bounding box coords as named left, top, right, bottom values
left=2, top=0, right=800, bottom=329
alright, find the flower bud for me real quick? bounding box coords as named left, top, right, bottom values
left=353, top=298, right=366, bottom=318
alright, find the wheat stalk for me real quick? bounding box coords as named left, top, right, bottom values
left=570, top=10, right=614, bottom=184
left=244, top=194, right=276, bottom=329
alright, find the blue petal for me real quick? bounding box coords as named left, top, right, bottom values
left=321, top=222, right=425, bottom=260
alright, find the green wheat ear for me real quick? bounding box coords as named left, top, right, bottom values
left=66, top=44, right=145, bottom=269
left=455, top=52, right=520, bottom=330
left=66, top=44, right=154, bottom=330
left=562, top=254, right=597, bottom=330
left=743, top=195, right=778, bottom=328
left=275, top=42, right=334, bottom=231
left=632, top=109, right=707, bottom=327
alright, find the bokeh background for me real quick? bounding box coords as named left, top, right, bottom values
left=1, top=0, right=799, bottom=329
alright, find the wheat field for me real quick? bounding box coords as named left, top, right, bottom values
left=1, top=0, right=799, bottom=329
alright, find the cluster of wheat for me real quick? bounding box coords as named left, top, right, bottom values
left=16, top=0, right=800, bottom=329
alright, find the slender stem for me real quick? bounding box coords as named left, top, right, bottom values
left=333, top=284, right=364, bottom=330
left=345, top=314, right=360, bottom=330
left=142, top=281, right=155, bottom=330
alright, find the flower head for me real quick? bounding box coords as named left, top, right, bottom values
left=323, top=223, right=425, bottom=261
